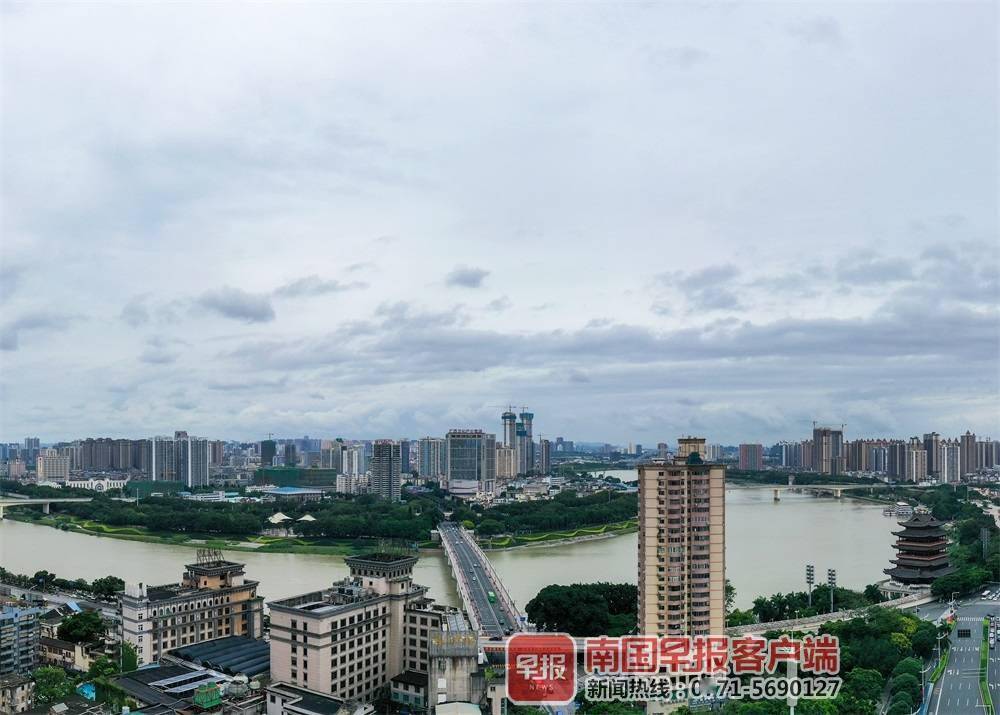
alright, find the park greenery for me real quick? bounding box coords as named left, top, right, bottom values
left=525, top=583, right=638, bottom=636
left=0, top=479, right=636, bottom=545
left=726, top=583, right=885, bottom=626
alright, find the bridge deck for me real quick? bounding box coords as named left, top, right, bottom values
left=438, top=521, right=524, bottom=639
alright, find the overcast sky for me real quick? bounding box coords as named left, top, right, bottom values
left=1, top=1, right=997, bottom=445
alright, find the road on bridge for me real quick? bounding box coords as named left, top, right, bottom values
left=438, top=521, right=518, bottom=639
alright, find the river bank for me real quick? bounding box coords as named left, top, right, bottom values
left=2, top=511, right=637, bottom=555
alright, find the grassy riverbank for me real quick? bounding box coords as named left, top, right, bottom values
left=478, top=519, right=637, bottom=549
left=4, top=511, right=637, bottom=554
left=3, top=512, right=361, bottom=556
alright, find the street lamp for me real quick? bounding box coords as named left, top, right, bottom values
left=827, top=569, right=837, bottom=614
left=806, top=564, right=815, bottom=608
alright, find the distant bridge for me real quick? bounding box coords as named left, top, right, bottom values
left=0, top=496, right=92, bottom=518
left=731, top=482, right=893, bottom=500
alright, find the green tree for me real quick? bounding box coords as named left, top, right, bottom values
left=32, top=666, right=75, bottom=704
left=120, top=642, right=138, bottom=673
left=87, top=656, right=119, bottom=680
left=844, top=667, right=884, bottom=704
left=526, top=584, right=610, bottom=636
left=57, top=611, right=106, bottom=644
left=90, top=576, right=125, bottom=600
left=889, top=673, right=921, bottom=704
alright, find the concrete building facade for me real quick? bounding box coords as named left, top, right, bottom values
left=638, top=438, right=726, bottom=639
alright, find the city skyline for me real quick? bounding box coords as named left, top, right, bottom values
left=2, top=3, right=997, bottom=444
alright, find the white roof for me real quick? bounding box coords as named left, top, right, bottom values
left=268, top=512, right=292, bottom=523
left=297, top=514, right=316, bottom=522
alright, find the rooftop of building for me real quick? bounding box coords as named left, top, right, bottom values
left=0, top=673, right=31, bottom=688
left=264, top=486, right=325, bottom=495
left=112, top=662, right=232, bottom=711
left=167, top=636, right=270, bottom=677
left=345, top=552, right=418, bottom=565
left=142, top=577, right=256, bottom=603
left=391, top=670, right=428, bottom=688
left=268, top=683, right=345, bottom=715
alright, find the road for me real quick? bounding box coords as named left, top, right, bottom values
left=438, top=521, right=517, bottom=639
left=925, top=591, right=1000, bottom=715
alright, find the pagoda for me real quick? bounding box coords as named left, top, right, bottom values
left=884, top=512, right=954, bottom=585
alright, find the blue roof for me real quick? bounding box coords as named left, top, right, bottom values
left=266, top=486, right=323, bottom=494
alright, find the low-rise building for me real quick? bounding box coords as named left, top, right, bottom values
left=37, top=637, right=99, bottom=673
left=65, top=476, right=130, bottom=492
left=0, top=674, right=34, bottom=714
left=119, top=550, right=264, bottom=666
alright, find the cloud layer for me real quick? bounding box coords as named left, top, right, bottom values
left=1, top=2, right=996, bottom=443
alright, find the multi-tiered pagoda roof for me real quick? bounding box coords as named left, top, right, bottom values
left=884, top=512, right=954, bottom=585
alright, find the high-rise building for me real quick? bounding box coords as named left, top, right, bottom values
left=174, top=432, right=210, bottom=488
left=977, top=439, right=998, bottom=470
left=320, top=440, right=344, bottom=472
left=495, top=445, right=516, bottom=480
left=344, top=444, right=367, bottom=477
left=21, top=438, right=39, bottom=468
left=371, top=440, right=402, bottom=502
left=445, top=430, right=496, bottom=498
left=418, top=437, right=446, bottom=480
left=538, top=439, right=551, bottom=475
left=923, top=433, right=941, bottom=475
left=638, top=437, right=725, bottom=638
left=283, top=443, right=298, bottom=467
left=260, top=439, right=277, bottom=467
left=886, top=440, right=907, bottom=480
left=149, top=436, right=175, bottom=481
left=657, top=443, right=669, bottom=460
left=960, top=431, right=977, bottom=476
left=502, top=410, right=517, bottom=449
left=0, top=606, right=41, bottom=675
left=904, top=438, right=927, bottom=482
left=812, top=425, right=845, bottom=475
left=938, top=440, right=962, bottom=483
left=517, top=411, right=534, bottom=474
left=737, top=444, right=763, bottom=471
left=120, top=552, right=263, bottom=666
left=399, top=439, right=411, bottom=475
left=35, top=449, right=69, bottom=482
left=209, top=440, right=225, bottom=466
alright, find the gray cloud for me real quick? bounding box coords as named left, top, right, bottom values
left=486, top=296, right=511, bottom=312
left=120, top=295, right=151, bottom=327
left=196, top=287, right=276, bottom=323
left=273, top=275, right=369, bottom=298
left=0, top=264, right=23, bottom=303
left=445, top=266, right=490, bottom=289
left=0, top=2, right=996, bottom=442
left=0, top=312, right=75, bottom=351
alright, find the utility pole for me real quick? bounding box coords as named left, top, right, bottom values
left=827, top=569, right=837, bottom=614
left=806, top=564, right=814, bottom=608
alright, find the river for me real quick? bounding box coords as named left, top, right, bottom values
left=0, top=489, right=896, bottom=610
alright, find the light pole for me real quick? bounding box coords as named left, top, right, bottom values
left=827, top=569, right=837, bottom=614
left=806, top=564, right=815, bottom=608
